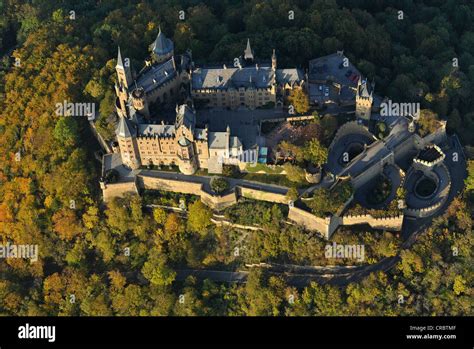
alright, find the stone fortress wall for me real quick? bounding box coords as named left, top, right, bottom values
left=403, top=161, right=451, bottom=218
left=287, top=206, right=336, bottom=239
left=104, top=172, right=288, bottom=211
left=288, top=194, right=403, bottom=239
left=328, top=120, right=376, bottom=152
left=102, top=118, right=452, bottom=238
left=102, top=179, right=139, bottom=202
left=237, top=186, right=288, bottom=204
left=341, top=214, right=404, bottom=230
left=103, top=171, right=407, bottom=239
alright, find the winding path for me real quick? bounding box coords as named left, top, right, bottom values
left=174, top=135, right=467, bottom=288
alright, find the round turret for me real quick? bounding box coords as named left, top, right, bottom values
left=131, top=87, right=150, bottom=118
left=177, top=136, right=198, bottom=175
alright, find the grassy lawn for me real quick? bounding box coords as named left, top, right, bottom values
left=241, top=173, right=309, bottom=188
left=183, top=165, right=308, bottom=188
left=244, top=163, right=285, bottom=174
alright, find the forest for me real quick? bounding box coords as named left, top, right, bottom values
left=0, top=0, right=473, bottom=316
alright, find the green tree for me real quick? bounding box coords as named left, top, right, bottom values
left=283, top=163, right=306, bottom=183
left=164, top=213, right=184, bottom=235
left=153, top=207, right=167, bottom=225
left=303, top=139, right=328, bottom=166
left=288, top=88, right=310, bottom=114
left=465, top=160, right=474, bottom=192
left=210, top=177, right=229, bottom=194
left=141, top=249, right=176, bottom=286
left=53, top=116, right=79, bottom=147
left=286, top=187, right=299, bottom=202
left=187, top=200, right=212, bottom=234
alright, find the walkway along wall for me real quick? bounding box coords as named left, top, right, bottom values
left=288, top=206, right=404, bottom=239
left=136, top=174, right=238, bottom=210
left=341, top=214, right=403, bottom=230
left=238, top=186, right=288, bottom=204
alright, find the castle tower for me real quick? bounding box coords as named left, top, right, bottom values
left=131, top=87, right=150, bottom=118
left=151, top=26, right=174, bottom=64
left=116, top=46, right=133, bottom=89
left=177, top=136, right=198, bottom=175
left=116, top=116, right=140, bottom=169
left=114, top=82, right=129, bottom=117
left=114, top=47, right=133, bottom=117
left=271, top=49, right=277, bottom=70
left=175, top=104, right=196, bottom=141
left=244, top=38, right=254, bottom=64
left=355, top=77, right=373, bottom=120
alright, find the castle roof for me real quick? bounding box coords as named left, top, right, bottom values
left=152, top=26, right=174, bottom=56
left=136, top=57, right=177, bottom=93
left=138, top=124, right=175, bottom=137
left=116, top=116, right=134, bottom=138
left=175, top=104, right=196, bottom=131
left=358, top=78, right=372, bottom=98
left=230, top=136, right=242, bottom=149
left=244, top=38, right=254, bottom=61
left=195, top=128, right=208, bottom=140
left=208, top=132, right=228, bottom=150
left=178, top=136, right=191, bottom=146
left=276, top=68, right=304, bottom=86
left=116, top=46, right=125, bottom=69
left=192, top=65, right=274, bottom=90
left=308, top=52, right=361, bottom=86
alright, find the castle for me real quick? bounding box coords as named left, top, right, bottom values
left=113, top=28, right=305, bottom=174
left=101, top=28, right=466, bottom=241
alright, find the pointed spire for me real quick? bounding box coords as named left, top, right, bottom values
left=152, top=25, right=174, bottom=56
left=272, top=48, right=277, bottom=70
left=244, top=38, right=254, bottom=61
left=116, top=46, right=124, bottom=68
left=116, top=116, right=132, bottom=138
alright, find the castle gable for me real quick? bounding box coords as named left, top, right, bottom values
left=276, top=68, right=304, bottom=86
left=208, top=132, right=228, bottom=150
left=138, top=124, right=175, bottom=138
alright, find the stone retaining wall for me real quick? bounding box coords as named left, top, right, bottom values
left=201, top=190, right=238, bottom=211
left=134, top=174, right=290, bottom=210
left=341, top=214, right=404, bottom=230
left=239, top=186, right=288, bottom=204
left=137, top=174, right=238, bottom=210
left=288, top=206, right=404, bottom=239
left=329, top=121, right=375, bottom=152
left=404, top=201, right=443, bottom=218
left=102, top=180, right=139, bottom=202
left=288, top=206, right=335, bottom=239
